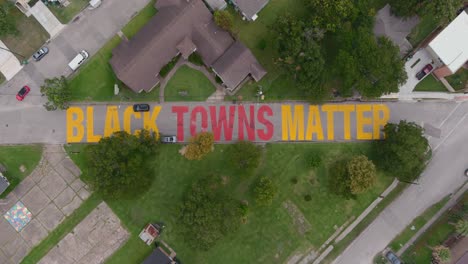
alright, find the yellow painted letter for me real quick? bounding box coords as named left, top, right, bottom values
left=373, top=104, right=390, bottom=139
left=144, top=106, right=161, bottom=135
left=66, top=107, right=84, bottom=143
left=86, top=107, right=102, bottom=143
left=322, top=104, right=339, bottom=140
left=281, top=105, right=304, bottom=141
left=104, top=106, right=121, bottom=137
left=305, top=106, right=324, bottom=140
left=356, top=105, right=373, bottom=140
left=340, top=105, right=355, bottom=140
left=123, top=106, right=141, bottom=134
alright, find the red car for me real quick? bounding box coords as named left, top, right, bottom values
left=416, top=64, right=433, bottom=80
left=16, top=86, right=31, bottom=101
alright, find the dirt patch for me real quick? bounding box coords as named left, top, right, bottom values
left=283, top=200, right=311, bottom=236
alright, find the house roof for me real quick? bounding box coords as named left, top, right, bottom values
left=0, top=173, right=10, bottom=195
left=203, top=0, right=227, bottom=11
left=212, top=41, right=267, bottom=89
left=231, top=0, right=269, bottom=19
left=428, top=11, right=468, bottom=74
left=142, top=248, right=173, bottom=264
left=177, top=36, right=197, bottom=59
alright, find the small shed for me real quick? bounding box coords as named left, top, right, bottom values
left=203, top=0, right=227, bottom=11
left=139, top=224, right=162, bottom=246
left=0, top=172, right=10, bottom=196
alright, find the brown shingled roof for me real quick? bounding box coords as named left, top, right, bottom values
left=177, top=36, right=197, bottom=59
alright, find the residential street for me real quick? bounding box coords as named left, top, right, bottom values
left=0, top=0, right=150, bottom=103
left=333, top=101, right=468, bottom=264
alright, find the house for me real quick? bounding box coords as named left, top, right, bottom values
left=426, top=10, right=468, bottom=79
left=230, top=0, right=270, bottom=21
left=203, top=0, right=227, bottom=11
left=110, top=0, right=266, bottom=93
left=139, top=224, right=162, bottom=246
left=142, top=247, right=175, bottom=264
left=0, top=172, right=10, bottom=196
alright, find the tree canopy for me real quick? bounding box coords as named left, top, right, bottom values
left=0, top=1, right=18, bottom=38
left=40, top=76, right=72, bottom=111
left=184, top=132, right=214, bottom=160
left=347, top=155, right=377, bottom=194
left=391, top=0, right=463, bottom=25
left=308, top=0, right=355, bottom=32
left=214, top=10, right=234, bottom=33
left=179, top=176, right=243, bottom=250
left=85, top=130, right=159, bottom=199
left=375, top=121, right=430, bottom=182
left=229, top=141, right=262, bottom=176
left=254, top=176, right=277, bottom=206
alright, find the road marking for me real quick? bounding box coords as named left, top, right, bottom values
left=438, top=102, right=461, bottom=128
left=434, top=113, right=467, bottom=151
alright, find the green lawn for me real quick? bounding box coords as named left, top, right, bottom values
left=69, top=35, right=160, bottom=102
left=66, top=142, right=394, bottom=264
left=164, top=65, right=216, bottom=101
left=388, top=196, right=450, bottom=253
left=407, top=15, right=440, bottom=47
left=21, top=194, right=102, bottom=264
left=122, top=0, right=157, bottom=39
left=446, top=68, right=468, bottom=91
left=0, top=145, right=42, bottom=198
left=414, top=75, right=447, bottom=92
left=1, top=3, right=49, bottom=59
left=48, top=0, right=89, bottom=24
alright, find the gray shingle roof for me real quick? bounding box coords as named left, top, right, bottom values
left=231, top=0, right=269, bottom=19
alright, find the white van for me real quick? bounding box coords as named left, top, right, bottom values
left=68, top=50, right=89, bottom=71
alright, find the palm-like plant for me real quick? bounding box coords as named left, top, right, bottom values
left=455, top=219, right=468, bottom=237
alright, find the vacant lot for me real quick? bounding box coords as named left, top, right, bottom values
left=67, top=142, right=393, bottom=264
left=48, top=0, right=88, bottom=24
left=1, top=4, right=49, bottom=59
left=0, top=145, right=42, bottom=198
left=164, top=66, right=216, bottom=101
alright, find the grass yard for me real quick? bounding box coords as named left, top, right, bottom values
left=414, top=75, right=447, bottom=92
left=1, top=4, right=49, bottom=59
left=69, top=35, right=160, bottom=101
left=0, top=145, right=42, bottom=198
left=407, top=15, right=440, bottom=47
left=66, top=142, right=394, bottom=264
left=164, top=66, right=216, bottom=101
left=446, top=68, right=468, bottom=91
left=48, top=0, right=89, bottom=24
left=122, top=0, right=157, bottom=39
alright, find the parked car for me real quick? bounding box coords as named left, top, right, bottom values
left=385, top=251, right=402, bottom=264
left=32, top=46, right=49, bottom=61
left=133, top=104, right=150, bottom=112
left=68, top=50, right=89, bottom=71
left=416, top=64, right=433, bottom=80
left=16, top=86, right=31, bottom=101
left=161, top=135, right=177, bottom=143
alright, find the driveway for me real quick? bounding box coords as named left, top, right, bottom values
left=0, top=0, right=151, bottom=104
left=0, top=41, right=23, bottom=81
left=30, top=1, right=64, bottom=38
left=398, top=48, right=438, bottom=94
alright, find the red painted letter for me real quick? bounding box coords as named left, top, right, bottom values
left=238, top=105, right=255, bottom=141
left=257, top=105, right=274, bottom=141
left=210, top=106, right=235, bottom=141
left=190, top=106, right=208, bottom=136
left=172, top=106, right=189, bottom=141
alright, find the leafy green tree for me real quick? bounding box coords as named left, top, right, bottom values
left=390, top=0, right=422, bottom=17
left=179, top=177, right=242, bottom=250
left=308, top=0, right=355, bottom=32
left=432, top=245, right=451, bottom=263
left=85, top=130, right=159, bottom=199
left=375, top=121, right=430, bottom=182
left=455, top=219, right=468, bottom=236
left=184, top=132, right=214, bottom=160
left=229, top=141, right=261, bottom=175
left=328, top=159, right=354, bottom=199
left=347, top=155, right=377, bottom=194
left=0, top=1, right=18, bottom=37
left=254, top=176, right=277, bottom=206
left=424, top=0, right=463, bottom=25
left=214, top=10, right=234, bottom=32
left=40, top=76, right=71, bottom=111
left=334, top=50, right=360, bottom=97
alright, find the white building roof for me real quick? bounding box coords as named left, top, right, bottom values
left=428, top=11, right=468, bottom=73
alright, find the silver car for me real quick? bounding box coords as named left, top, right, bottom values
left=161, top=135, right=177, bottom=143
left=32, top=46, right=49, bottom=61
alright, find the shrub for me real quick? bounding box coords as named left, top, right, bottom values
left=291, top=177, right=298, bottom=184
left=309, top=151, right=322, bottom=168
left=188, top=52, right=204, bottom=66
left=254, top=176, right=277, bottom=206
left=214, top=10, right=233, bottom=32
left=184, top=132, right=214, bottom=160
left=229, top=141, right=261, bottom=176
left=432, top=245, right=451, bottom=264
left=257, top=39, right=267, bottom=50
left=347, top=155, right=377, bottom=194
left=159, top=55, right=180, bottom=78
left=304, top=194, right=312, bottom=201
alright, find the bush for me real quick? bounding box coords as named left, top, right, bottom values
left=229, top=141, right=261, bottom=176
left=184, top=132, right=214, bottom=160
left=304, top=194, right=312, bottom=201
left=159, top=55, right=180, bottom=78
left=432, top=245, right=451, bottom=264
left=309, top=151, right=322, bottom=168
left=254, top=176, right=277, bottom=206
left=257, top=39, right=267, bottom=50
left=188, top=52, right=204, bottom=66
left=328, top=159, right=353, bottom=199
left=215, top=75, right=223, bottom=84
left=291, top=177, right=298, bottom=184
left=347, top=155, right=377, bottom=194
left=214, top=10, right=233, bottom=32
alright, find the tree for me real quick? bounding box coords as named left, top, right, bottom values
left=334, top=50, right=360, bottom=97
left=184, top=132, right=214, bottom=160
left=347, top=155, right=377, bottom=194
left=308, top=0, right=355, bottom=32
left=424, top=0, right=463, bottom=25
left=375, top=121, right=430, bottom=182
left=254, top=176, right=277, bottom=206
left=0, top=1, right=18, bottom=37
left=390, top=0, right=422, bottom=17
left=229, top=141, right=261, bottom=175
left=455, top=219, right=468, bottom=236
left=328, top=159, right=353, bottom=199
left=85, top=130, right=159, bottom=199
left=432, top=245, right=451, bottom=264
left=179, top=177, right=242, bottom=250
left=40, top=76, right=71, bottom=111
left=214, top=10, right=234, bottom=32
